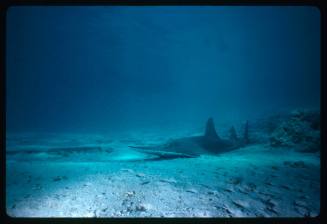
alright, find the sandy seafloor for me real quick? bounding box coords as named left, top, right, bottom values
left=6, top=130, right=320, bottom=218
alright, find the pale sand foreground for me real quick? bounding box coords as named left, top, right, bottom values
left=6, top=134, right=320, bottom=217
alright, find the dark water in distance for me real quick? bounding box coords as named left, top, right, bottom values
left=6, top=6, right=320, bottom=135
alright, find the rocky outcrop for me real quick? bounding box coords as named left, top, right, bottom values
left=269, top=109, right=320, bottom=152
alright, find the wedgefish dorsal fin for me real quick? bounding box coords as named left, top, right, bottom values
left=229, top=126, right=238, bottom=142
left=204, top=117, right=220, bottom=139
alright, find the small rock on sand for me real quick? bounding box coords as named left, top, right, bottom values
left=136, top=173, right=145, bottom=177
left=53, top=176, right=67, bottom=182
left=186, top=188, right=198, bottom=193
left=243, top=182, right=257, bottom=192
left=261, top=198, right=278, bottom=208
left=207, top=190, right=217, bottom=195
left=141, top=181, right=150, bottom=185
left=232, top=200, right=249, bottom=209
left=135, top=203, right=152, bottom=212
left=125, top=191, right=135, bottom=197
left=121, top=169, right=134, bottom=173
left=228, top=177, right=243, bottom=185
left=159, top=178, right=177, bottom=184
left=223, top=186, right=234, bottom=193
left=265, top=206, right=278, bottom=215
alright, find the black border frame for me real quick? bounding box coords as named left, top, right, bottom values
left=0, top=1, right=325, bottom=224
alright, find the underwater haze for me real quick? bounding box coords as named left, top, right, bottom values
left=6, top=6, right=321, bottom=217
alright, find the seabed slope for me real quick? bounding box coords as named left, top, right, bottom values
left=6, top=131, right=320, bottom=217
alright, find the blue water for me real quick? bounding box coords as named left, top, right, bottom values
left=6, top=6, right=320, bottom=217
left=6, top=6, right=320, bottom=133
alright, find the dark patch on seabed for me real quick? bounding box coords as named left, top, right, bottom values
left=5, top=109, right=320, bottom=217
